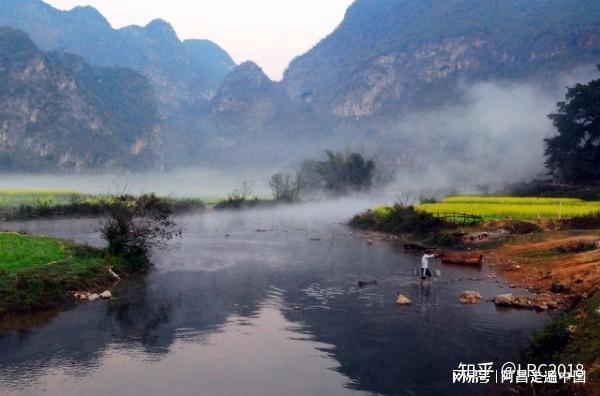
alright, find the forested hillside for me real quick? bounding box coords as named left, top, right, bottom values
left=0, top=27, right=162, bottom=171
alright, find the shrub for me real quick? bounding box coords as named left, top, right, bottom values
left=100, top=194, right=181, bottom=268
left=350, top=204, right=453, bottom=237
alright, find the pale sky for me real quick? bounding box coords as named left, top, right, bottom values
left=44, top=0, right=354, bottom=80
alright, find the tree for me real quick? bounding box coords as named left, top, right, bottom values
left=100, top=194, right=181, bottom=268
left=314, top=150, right=376, bottom=194
left=269, top=172, right=304, bottom=202
left=545, top=66, right=600, bottom=185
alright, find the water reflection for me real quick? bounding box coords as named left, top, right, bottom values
left=0, top=205, right=549, bottom=395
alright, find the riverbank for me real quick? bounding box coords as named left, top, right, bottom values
left=0, top=232, right=132, bottom=319
left=0, top=188, right=206, bottom=220
left=349, top=205, right=600, bottom=385
left=484, top=228, right=600, bottom=386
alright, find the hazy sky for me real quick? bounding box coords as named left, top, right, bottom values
left=44, top=0, right=354, bottom=80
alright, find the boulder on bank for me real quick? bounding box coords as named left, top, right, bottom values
left=460, top=290, right=482, bottom=304
left=88, top=293, right=99, bottom=301
left=494, top=293, right=558, bottom=310
left=395, top=293, right=411, bottom=305
left=100, top=290, right=112, bottom=299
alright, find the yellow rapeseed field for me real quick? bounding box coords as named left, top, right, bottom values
left=417, top=196, right=600, bottom=221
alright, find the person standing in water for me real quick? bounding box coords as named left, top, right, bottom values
left=420, top=250, right=437, bottom=283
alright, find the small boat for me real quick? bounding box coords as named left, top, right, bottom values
left=439, top=252, right=483, bottom=266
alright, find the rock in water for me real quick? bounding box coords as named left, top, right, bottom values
left=459, top=290, right=482, bottom=304
left=99, top=290, right=112, bottom=299
left=88, top=293, right=99, bottom=301
left=494, top=294, right=514, bottom=306
left=395, top=294, right=411, bottom=305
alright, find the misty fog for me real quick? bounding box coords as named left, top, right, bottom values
left=0, top=65, right=596, bottom=199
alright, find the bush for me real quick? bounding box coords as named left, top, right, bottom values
left=522, top=317, right=570, bottom=364
left=349, top=204, right=453, bottom=237
left=100, top=194, right=181, bottom=268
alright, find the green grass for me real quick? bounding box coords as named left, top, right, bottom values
left=417, top=196, right=600, bottom=221
left=0, top=233, right=70, bottom=272
left=0, top=232, right=127, bottom=317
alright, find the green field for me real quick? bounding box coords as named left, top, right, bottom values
left=417, top=196, right=600, bottom=221
left=0, top=233, right=70, bottom=272
left=0, top=232, right=127, bottom=317
left=0, top=188, right=206, bottom=219
left=0, top=188, right=84, bottom=207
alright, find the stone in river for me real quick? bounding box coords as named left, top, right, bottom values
left=494, top=294, right=514, bottom=306
left=459, top=290, right=482, bottom=304
left=395, top=293, right=411, bottom=305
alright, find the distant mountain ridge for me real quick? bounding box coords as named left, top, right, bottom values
left=0, top=1, right=235, bottom=103
left=0, top=0, right=236, bottom=167
left=0, top=26, right=162, bottom=171
left=0, top=0, right=599, bottom=171
left=282, top=0, right=600, bottom=118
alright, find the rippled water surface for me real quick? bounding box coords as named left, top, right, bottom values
left=0, top=202, right=549, bottom=395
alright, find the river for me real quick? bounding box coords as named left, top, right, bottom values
left=0, top=200, right=549, bottom=395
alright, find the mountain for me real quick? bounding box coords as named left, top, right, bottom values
left=0, top=0, right=236, bottom=166
left=198, top=61, right=329, bottom=164
left=0, top=1, right=235, bottom=104
left=1, top=0, right=599, bottom=171
left=0, top=27, right=162, bottom=171
left=282, top=0, right=600, bottom=119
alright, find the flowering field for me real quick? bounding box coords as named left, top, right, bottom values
left=417, top=196, right=600, bottom=221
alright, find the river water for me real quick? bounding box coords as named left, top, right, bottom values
left=0, top=201, right=548, bottom=395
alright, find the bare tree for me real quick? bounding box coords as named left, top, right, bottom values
left=269, top=172, right=305, bottom=202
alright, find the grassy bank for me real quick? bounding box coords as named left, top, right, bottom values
left=349, top=204, right=459, bottom=245
left=418, top=196, right=600, bottom=221
left=0, top=188, right=206, bottom=220
left=0, top=232, right=129, bottom=317
left=524, top=292, right=600, bottom=384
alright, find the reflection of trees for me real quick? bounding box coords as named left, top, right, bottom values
left=0, top=228, right=544, bottom=396
left=0, top=263, right=273, bottom=382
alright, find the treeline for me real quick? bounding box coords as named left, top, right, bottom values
left=270, top=150, right=377, bottom=201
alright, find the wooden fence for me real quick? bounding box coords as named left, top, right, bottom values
left=433, top=212, right=483, bottom=225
